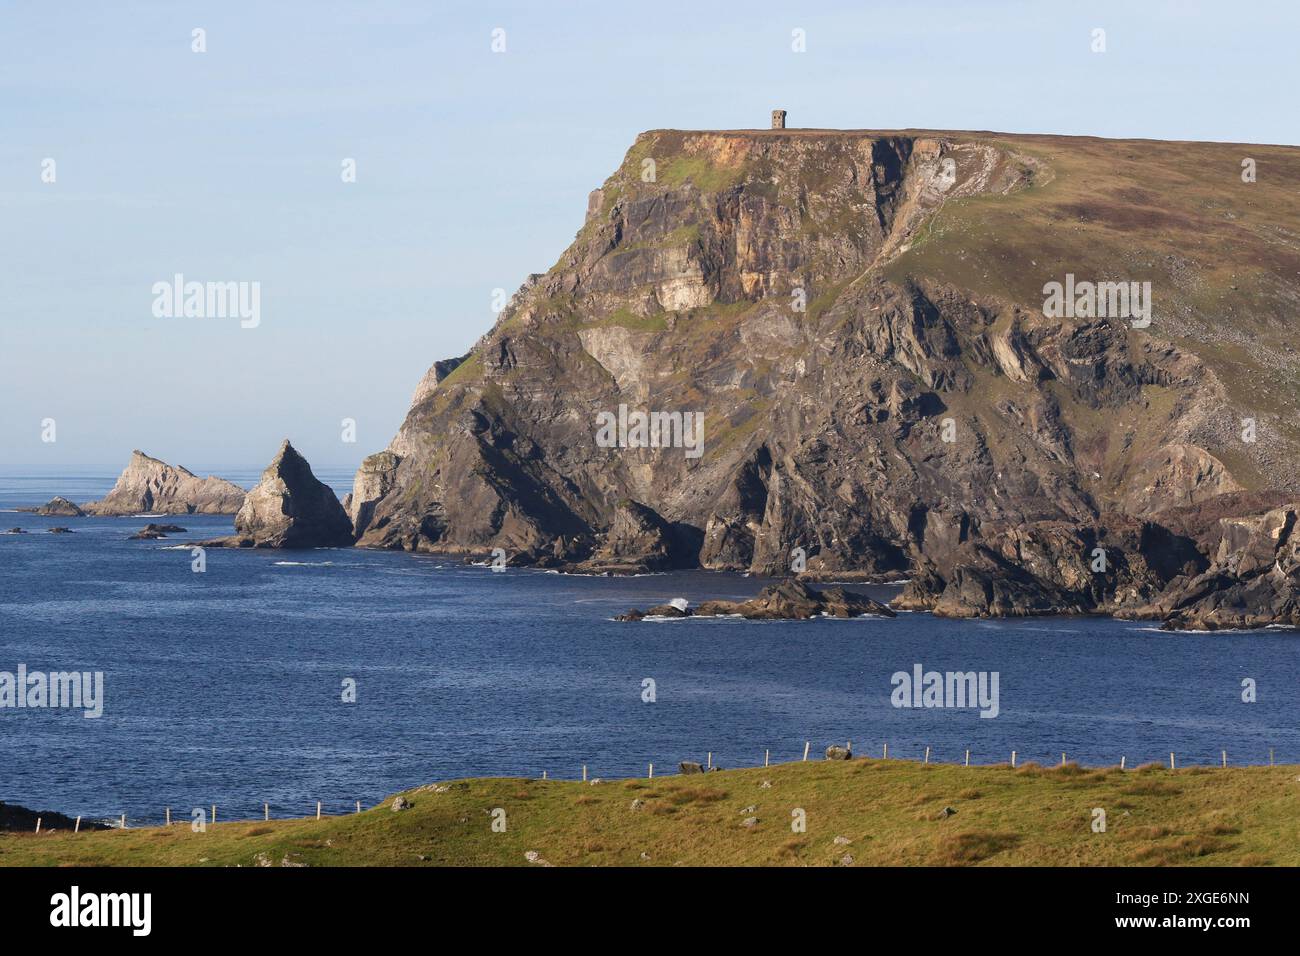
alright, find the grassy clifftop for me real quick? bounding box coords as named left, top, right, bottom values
left=3, top=758, right=1297, bottom=867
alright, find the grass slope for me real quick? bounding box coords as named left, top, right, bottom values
left=3, top=758, right=1297, bottom=867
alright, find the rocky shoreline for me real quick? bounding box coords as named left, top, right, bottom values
left=15, top=444, right=1299, bottom=631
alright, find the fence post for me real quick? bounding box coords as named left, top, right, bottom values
left=165, top=807, right=171, bottom=826
left=1270, top=748, right=1274, bottom=767
left=965, top=749, right=970, bottom=767
left=707, top=752, right=712, bottom=769
left=1011, top=751, right=1017, bottom=768
left=1061, top=752, right=1066, bottom=767
left=1120, top=755, right=1126, bottom=770
left=211, top=805, right=216, bottom=825
left=74, top=816, right=81, bottom=833
left=1222, top=750, right=1227, bottom=768
left=764, top=749, right=770, bottom=768
left=34, top=817, right=41, bottom=834
left=264, top=803, right=269, bottom=822
left=648, top=762, right=653, bottom=779
left=542, top=771, right=547, bottom=780
left=1169, top=752, right=1176, bottom=770
left=120, top=813, right=126, bottom=829
left=356, top=801, right=361, bottom=814
left=803, top=741, right=810, bottom=761
left=924, top=746, right=930, bottom=765
left=316, top=801, right=322, bottom=820
left=883, top=742, right=888, bottom=760
left=582, top=764, right=588, bottom=782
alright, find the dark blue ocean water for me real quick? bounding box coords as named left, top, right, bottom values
left=1, top=469, right=1298, bottom=824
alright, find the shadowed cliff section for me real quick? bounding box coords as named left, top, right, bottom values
left=347, top=127, right=1300, bottom=625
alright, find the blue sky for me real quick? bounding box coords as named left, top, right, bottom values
left=2, top=0, right=1295, bottom=470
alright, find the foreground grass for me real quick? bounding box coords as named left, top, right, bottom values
left=3, top=759, right=1297, bottom=867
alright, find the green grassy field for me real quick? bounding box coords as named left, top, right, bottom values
left=3, top=758, right=1297, bottom=867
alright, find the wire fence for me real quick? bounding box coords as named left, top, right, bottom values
left=17, top=741, right=1291, bottom=834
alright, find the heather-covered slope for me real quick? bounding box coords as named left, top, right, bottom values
left=349, top=128, right=1300, bottom=624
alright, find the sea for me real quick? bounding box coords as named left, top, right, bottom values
left=1, top=467, right=1297, bottom=824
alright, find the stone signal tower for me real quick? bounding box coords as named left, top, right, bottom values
left=771, top=109, right=787, bottom=129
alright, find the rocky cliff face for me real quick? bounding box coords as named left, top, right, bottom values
left=351, top=128, right=1300, bottom=626
left=1119, top=503, right=1300, bottom=630
left=83, top=451, right=245, bottom=515
left=230, top=440, right=353, bottom=548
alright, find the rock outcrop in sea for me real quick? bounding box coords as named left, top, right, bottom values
left=208, top=440, right=353, bottom=549
left=29, top=496, right=85, bottom=517
left=618, top=579, right=895, bottom=621
left=329, top=127, right=1300, bottom=628
left=83, top=450, right=245, bottom=515
left=128, top=523, right=187, bottom=540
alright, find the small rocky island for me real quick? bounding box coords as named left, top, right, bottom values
left=196, top=440, right=354, bottom=549
left=83, top=450, right=245, bottom=515
left=128, top=523, right=187, bottom=540
left=23, top=496, right=86, bottom=517
left=617, top=579, right=895, bottom=621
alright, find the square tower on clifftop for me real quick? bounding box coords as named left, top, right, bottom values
left=771, top=109, right=786, bottom=130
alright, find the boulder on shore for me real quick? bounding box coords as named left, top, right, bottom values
left=202, top=440, right=353, bottom=549
left=83, top=450, right=245, bottom=515
left=617, top=579, right=895, bottom=621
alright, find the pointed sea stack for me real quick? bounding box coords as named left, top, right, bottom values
left=231, top=440, right=354, bottom=548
